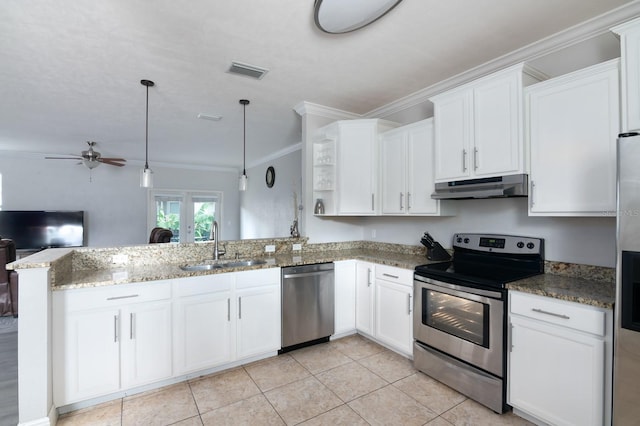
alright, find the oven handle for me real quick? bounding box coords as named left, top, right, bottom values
left=414, top=274, right=503, bottom=300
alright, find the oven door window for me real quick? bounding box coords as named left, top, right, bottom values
left=422, top=288, right=490, bottom=347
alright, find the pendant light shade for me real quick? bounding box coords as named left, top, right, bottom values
left=140, top=79, right=155, bottom=188
left=239, top=99, right=250, bottom=191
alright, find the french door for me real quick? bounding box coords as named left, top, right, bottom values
left=147, top=190, right=222, bottom=243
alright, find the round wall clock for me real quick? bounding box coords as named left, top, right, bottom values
left=265, top=166, right=275, bottom=188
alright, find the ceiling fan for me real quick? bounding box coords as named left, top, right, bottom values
left=46, top=141, right=126, bottom=169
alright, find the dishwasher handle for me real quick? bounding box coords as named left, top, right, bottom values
left=283, top=270, right=332, bottom=279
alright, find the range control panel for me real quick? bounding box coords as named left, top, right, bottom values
left=453, top=233, right=544, bottom=255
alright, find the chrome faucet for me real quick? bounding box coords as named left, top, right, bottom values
left=209, top=220, right=226, bottom=260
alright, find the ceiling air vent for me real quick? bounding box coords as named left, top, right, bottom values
left=228, top=61, right=269, bottom=80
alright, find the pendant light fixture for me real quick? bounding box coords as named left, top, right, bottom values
left=239, top=99, right=250, bottom=191
left=140, top=79, right=155, bottom=188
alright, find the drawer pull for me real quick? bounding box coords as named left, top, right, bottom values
left=532, top=308, right=570, bottom=320
left=382, top=273, right=399, bottom=279
left=107, top=294, right=139, bottom=301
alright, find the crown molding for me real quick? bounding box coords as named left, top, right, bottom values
left=367, top=1, right=640, bottom=119
left=293, top=101, right=361, bottom=120
left=247, top=142, right=302, bottom=169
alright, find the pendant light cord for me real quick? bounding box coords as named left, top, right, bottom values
left=145, top=84, right=149, bottom=169
left=242, top=102, right=246, bottom=175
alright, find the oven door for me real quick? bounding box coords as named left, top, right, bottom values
left=413, top=275, right=504, bottom=377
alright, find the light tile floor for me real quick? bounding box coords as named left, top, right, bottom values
left=57, top=334, right=534, bottom=426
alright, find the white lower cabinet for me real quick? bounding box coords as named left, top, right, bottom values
left=174, top=268, right=281, bottom=375
left=53, top=280, right=173, bottom=406
left=334, top=260, right=357, bottom=336
left=235, top=268, right=281, bottom=360
left=508, top=291, right=612, bottom=426
left=374, top=265, right=413, bottom=356
left=173, top=274, right=234, bottom=374
left=355, top=261, right=414, bottom=357
left=355, top=261, right=375, bottom=336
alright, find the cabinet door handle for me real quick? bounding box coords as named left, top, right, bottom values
left=400, top=193, right=404, bottom=210
left=227, top=298, right=231, bottom=322
left=238, top=297, right=242, bottom=320
left=383, top=273, right=399, bottom=279
left=130, top=313, right=135, bottom=340
left=531, top=308, right=570, bottom=320
left=114, top=315, right=119, bottom=343
left=367, top=268, right=372, bottom=287
left=462, top=149, right=467, bottom=172
left=531, top=180, right=536, bottom=206
left=107, top=294, right=139, bottom=301
left=407, top=192, right=411, bottom=211
left=509, top=322, right=514, bottom=352
left=407, top=294, right=412, bottom=315
left=371, top=194, right=375, bottom=211
left=473, top=147, right=478, bottom=171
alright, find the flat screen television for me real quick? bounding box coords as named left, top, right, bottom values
left=0, top=210, right=85, bottom=250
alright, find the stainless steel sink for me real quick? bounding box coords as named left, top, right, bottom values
left=179, top=258, right=268, bottom=272
left=179, top=263, right=224, bottom=271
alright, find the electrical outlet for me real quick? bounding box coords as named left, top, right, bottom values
left=292, top=243, right=302, bottom=251
left=265, top=244, right=276, bottom=253
left=112, top=254, right=128, bottom=264
left=371, top=229, right=377, bottom=239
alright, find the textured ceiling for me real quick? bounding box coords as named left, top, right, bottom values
left=0, top=0, right=636, bottom=170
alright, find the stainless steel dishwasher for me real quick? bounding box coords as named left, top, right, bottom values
left=280, top=262, right=334, bottom=352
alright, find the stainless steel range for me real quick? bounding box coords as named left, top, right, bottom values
left=413, top=233, right=544, bottom=413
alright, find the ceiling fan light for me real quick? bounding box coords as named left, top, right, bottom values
left=140, top=167, right=154, bottom=188
left=83, top=158, right=100, bottom=169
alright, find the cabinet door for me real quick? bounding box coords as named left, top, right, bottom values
left=121, top=300, right=173, bottom=388
left=54, top=307, right=121, bottom=405
left=509, top=316, right=605, bottom=426
left=380, top=129, right=407, bottom=214
left=433, top=90, right=472, bottom=181
left=374, top=279, right=413, bottom=356
left=473, top=72, right=522, bottom=177
left=173, top=291, right=233, bottom=374
left=236, top=284, right=281, bottom=359
left=528, top=60, right=619, bottom=215
left=337, top=121, right=378, bottom=214
left=334, top=260, right=357, bottom=335
left=407, top=120, right=439, bottom=214
left=613, top=18, right=640, bottom=132
left=355, top=262, right=375, bottom=336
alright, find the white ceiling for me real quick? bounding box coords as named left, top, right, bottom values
left=0, top=1, right=637, bottom=171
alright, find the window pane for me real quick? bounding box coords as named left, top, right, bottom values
left=155, top=196, right=181, bottom=242
left=192, top=196, right=217, bottom=242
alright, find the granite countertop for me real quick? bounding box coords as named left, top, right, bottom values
left=507, top=274, right=615, bottom=309
left=49, top=248, right=436, bottom=291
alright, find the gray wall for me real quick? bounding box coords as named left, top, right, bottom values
left=0, top=153, right=240, bottom=247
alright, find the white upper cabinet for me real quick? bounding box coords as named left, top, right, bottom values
left=430, top=63, right=543, bottom=182
left=380, top=119, right=454, bottom=216
left=612, top=17, right=640, bottom=133
left=313, top=119, right=397, bottom=216
left=526, top=59, right=619, bottom=216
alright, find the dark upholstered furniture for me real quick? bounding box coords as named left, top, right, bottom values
left=0, top=238, right=18, bottom=317
left=149, top=227, right=173, bottom=243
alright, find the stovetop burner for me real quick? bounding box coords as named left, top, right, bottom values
left=414, top=233, right=545, bottom=290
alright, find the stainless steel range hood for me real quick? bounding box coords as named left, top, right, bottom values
left=431, top=174, right=528, bottom=200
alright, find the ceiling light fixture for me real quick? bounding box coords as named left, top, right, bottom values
left=197, top=113, right=223, bottom=121
left=239, top=99, right=250, bottom=192
left=313, top=0, right=404, bottom=34
left=140, top=79, right=155, bottom=188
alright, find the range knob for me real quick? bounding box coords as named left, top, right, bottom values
left=456, top=237, right=462, bottom=243
left=527, top=242, right=535, bottom=249
left=464, top=238, right=470, bottom=244
left=517, top=241, right=524, bottom=249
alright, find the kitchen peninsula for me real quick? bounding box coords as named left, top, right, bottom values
left=9, top=237, right=614, bottom=425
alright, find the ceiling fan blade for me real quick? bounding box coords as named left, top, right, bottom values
left=99, top=158, right=126, bottom=167
left=45, top=156, right=82, bottom=160
left=100, top=157, right=126, bottom=162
